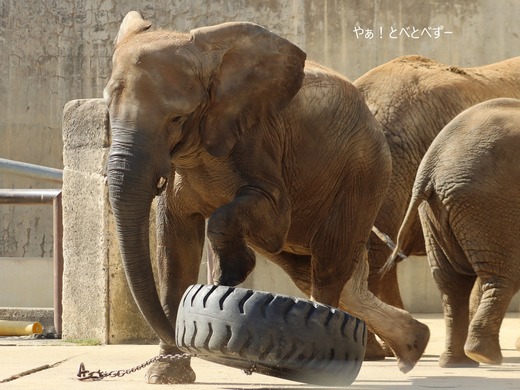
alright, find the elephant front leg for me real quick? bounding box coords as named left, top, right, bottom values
left=146, top=195, right=206, bottom=384
left=208, top=185, right=290, bottom=286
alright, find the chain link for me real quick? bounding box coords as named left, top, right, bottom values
left=242, top=362, right=257, bottom=376
left=76, top=353, right=191, bottom=381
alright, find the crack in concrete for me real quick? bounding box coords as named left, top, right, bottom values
left=0, top=357, right=68, bottom=383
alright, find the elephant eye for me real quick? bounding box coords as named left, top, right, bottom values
left=170, top=116, right=182, bottom=124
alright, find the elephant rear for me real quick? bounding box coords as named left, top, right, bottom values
left=389, top=97, right=520, bottom=367
left=426, top=98, right=520, bottom=268
left=388, top=97, right=520, bottom=264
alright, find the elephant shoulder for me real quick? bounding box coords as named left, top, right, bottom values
left=299, top=61, right=365, bottom=108
left=302, top=61, right=353, bottom=86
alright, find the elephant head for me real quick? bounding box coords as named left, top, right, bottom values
left=104, top=11, right=306, bottom=344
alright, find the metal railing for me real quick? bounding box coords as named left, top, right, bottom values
left=0, top=158, right=63, bottom=336
left=0, top=158, right=63, bottom=183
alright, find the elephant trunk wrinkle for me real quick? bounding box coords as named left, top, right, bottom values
left=107, top=152, right=177, bottom=346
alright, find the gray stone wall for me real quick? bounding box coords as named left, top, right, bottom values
left=3, top=0, right=520, bottom=258
left=3, top=1, right=520, bottom=322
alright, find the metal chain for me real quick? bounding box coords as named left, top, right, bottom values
left=242, top=363, right=257, bottom=376
left=76, top=353, right=191, bottom=381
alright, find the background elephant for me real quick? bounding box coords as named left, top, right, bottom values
left=386, top=97, right=520, bottom=367
left=104, top=12, right=429, bottom=384
left=353, top=55, right=520, bottom=359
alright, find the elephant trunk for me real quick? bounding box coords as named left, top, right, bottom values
left=107, top=136, right=176, bottom=346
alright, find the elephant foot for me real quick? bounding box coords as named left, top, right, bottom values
left=464, top=338, right=503, bottom=365
left=390, top=320, right=430, bottom=373
left=364, top=332, right=389, bottom=360
left=439, top=352, right=479, bottom=368
left=145, top=358, right=196, bottom=384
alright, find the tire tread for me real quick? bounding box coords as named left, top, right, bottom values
left=176, top=284, right=366, bottom=386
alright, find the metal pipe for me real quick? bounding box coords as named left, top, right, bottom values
left=0, top=158, right=63, bottom=183
left=0, top=189, right=61, bottom=204
left=53, top=192, right=63, bottom=336
left=0, top=159, right=64, bottom=336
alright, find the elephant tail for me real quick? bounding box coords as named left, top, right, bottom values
left=380, top=179, right=433, bottom=275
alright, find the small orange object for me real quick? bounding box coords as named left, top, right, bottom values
left=0, top=320, right=43, bottom=336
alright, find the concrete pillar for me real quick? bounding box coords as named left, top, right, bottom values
left=61, top=99, right=157, bottom=344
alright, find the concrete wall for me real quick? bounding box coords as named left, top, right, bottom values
left=3, top=1, right=520, bottom=336
left=3, top=0, right=520, bottom=258
left=0, top=257, right=53, bottom=307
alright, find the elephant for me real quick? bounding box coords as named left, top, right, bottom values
left=385, top=97, right=520, bottom=367
left=353, top=55, right=520, bottom=359
left=103, top=11, right=430, bottom=384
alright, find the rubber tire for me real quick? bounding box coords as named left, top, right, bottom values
left=176, top=284, right=366, bottom=386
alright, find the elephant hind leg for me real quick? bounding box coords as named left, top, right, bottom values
left=464, top=276, right=518, bottom=365
left=458, top=224, right=520, bottom=365
left=432, top=267, right=478, bottom=368
left=366, top=238, right=400, bottom=360
left=369, top=265, right=399, bottom=359
left=271, top=247, right=429, bottom=372
left=338, top=253, right=430, bottom=373
left=420, top=204, right=479, bottom=367
left=364, top=333, right=389, bottom=361
left=272, top=251, right=391, bottom=362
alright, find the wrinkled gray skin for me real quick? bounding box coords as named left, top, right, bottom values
left=386, top=98, right=520, bottom=367
left=104, top=12, right=429, bottom=384
left=354, top=55, right=520, bottom=359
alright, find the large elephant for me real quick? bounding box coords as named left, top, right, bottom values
left=104, top=12, right=429, bottom=384
left=353, top=55, right=520, bottom=359
left=385, top=98, right=520, bottom=367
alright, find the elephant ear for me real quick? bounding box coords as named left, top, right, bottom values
left=191, top=22, right=307, bottom=157
left=114, top=11, right=152, bottom=45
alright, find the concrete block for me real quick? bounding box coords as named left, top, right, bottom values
left=62, top=99, right=110, bottom=175
left=61, top=99, right=156, bottom=344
